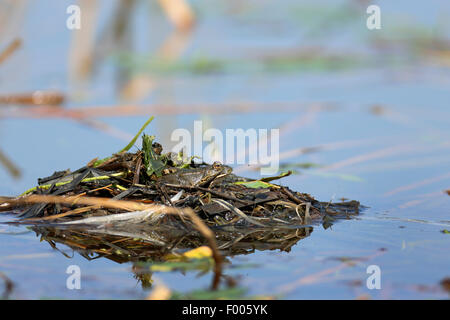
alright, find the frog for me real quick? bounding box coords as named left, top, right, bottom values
left=158, top=161, right=232, bottom=188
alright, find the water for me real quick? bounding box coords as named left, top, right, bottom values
left=0, top=0, right=449, bottom=299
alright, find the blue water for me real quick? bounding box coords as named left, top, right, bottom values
left=0, top=0, right=449, bottom=299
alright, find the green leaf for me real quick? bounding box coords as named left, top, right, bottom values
left=93, top=116, right=154, bottom=167
left=234, top=171, right=291, bottom=188
left=234, top=180, right=276, bottom=189
left=142, top=134, right=165, bottom=177
left=119, top=116, right=155, bottom=153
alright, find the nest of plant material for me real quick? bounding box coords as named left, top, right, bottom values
left=0, top=117, right=361, bottom=265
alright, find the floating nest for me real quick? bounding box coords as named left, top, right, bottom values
left=0, top=118, right=361, bottom=274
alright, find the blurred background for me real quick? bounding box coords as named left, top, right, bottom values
left=0, top=0, right=449, bottom=299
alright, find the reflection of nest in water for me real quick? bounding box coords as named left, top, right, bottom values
left=30, top=197, right=359, bottom=263
left=31, top=224, right=315, bottom=264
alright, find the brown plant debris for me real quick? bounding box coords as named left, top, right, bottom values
left=0, top=118, right=361, bottom=289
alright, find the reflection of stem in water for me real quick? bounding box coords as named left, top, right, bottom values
left=0, top=147, right=21, bottom=179
left=0, top=38, right=21, bottom=65
left=109, top=0, right=137, bottom=95
left=152, top=29, right=193, bottom=148
left=0, top=0, right=26, bottom=42
left=385, top=171, right=450, bottom=197
left=1, top=102, right=334, bottom=119
left=74, top=118, right=133, bottom=142
left=156, top=29, right=193, bottom=60
left=120, top=29, right=194, bottom=102
left=68, top=0, right=99, bottom=85
left=0, top=91, right=64, bottom=106
left=0, top=271, right=14, bottom=300
left=91, top=0, right=135, bottom=69
left=157, top=0, right=195, bottom=31
left=68, top=0, right=195, bottom=105
left=277, top=248, right=386, bottom=295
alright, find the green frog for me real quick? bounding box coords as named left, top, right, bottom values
left=159, top=161, right=232, bottom=188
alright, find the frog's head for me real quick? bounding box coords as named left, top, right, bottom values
left=199, top=161, right=232, bottom=187
left=210, top=161, right=232, bottom=176
left=199, top=161, right=233, bottom=188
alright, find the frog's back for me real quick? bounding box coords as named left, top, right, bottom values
left=158, top=167, right=206, bottom=186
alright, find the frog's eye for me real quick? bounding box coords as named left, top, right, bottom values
left=212, top=161, right=222, bottom=169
